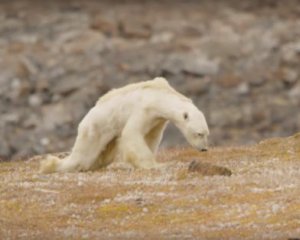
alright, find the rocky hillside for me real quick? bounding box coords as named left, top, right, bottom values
left=0, top=133, right=300, bottom=239
left=1, top=0, right=300, bottom=160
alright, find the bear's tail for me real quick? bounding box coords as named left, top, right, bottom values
left=39, top=155, right=61, bottom=173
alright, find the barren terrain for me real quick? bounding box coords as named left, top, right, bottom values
left=1, top=133, right=300, bottom=240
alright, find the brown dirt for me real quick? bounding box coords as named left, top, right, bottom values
left=1, top=133, right=300, bottom=239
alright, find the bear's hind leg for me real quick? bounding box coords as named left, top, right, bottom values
left=57, top=126, right=112, bottom=172
left=95, top=137, right=119, bottom=168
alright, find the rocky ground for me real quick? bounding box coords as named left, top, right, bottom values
left=0, top=133, right=300, bottom=239
left=1, top=0, right=300, bottom=160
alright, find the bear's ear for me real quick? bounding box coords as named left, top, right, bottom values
left=183, top=112, right=189, bottom=120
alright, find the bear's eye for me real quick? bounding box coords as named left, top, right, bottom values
left=198, top=133, right=205, bottom=137
left=183, top=112, right=189, bottom=120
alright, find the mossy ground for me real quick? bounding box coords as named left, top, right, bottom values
left=1, top=134, right=300, bottom=239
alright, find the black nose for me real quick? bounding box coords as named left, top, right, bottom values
left=201, top=148, right=208, bottom=152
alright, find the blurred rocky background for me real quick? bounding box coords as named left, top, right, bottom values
left=0, top=0, right=300, bottom=160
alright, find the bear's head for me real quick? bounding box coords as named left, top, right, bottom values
left=176, top=104, right=209, bottom=151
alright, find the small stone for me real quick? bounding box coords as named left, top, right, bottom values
left=271, top=204, right=281, bottom=213
left=3, top=113, right=20, bottom=124
left=90, top=17, right=118, bottom=37
left=119, top=21, right=152, bottom=39
left=289, top=83, right=300, bottom=103
left=0, top=141, right=11, bottom=159
left=22, top=114, right=40, bottom=129
left=28, top=94, right=42, bottom=107
left=19, top=56, right=39, bottom=76
left=10, top=78, right=31, bottom=98
left=217, top=74, right=241, bottom=88
left=36, top=79, right=49, bottom=92
left=150, top=32, right=174, bottom=44
left=236, top=82, right=250, bottom=95
left=11, top=78, right=21, bottom=89
left=52, top=78, right=85, bottom=96
left=60, top=30, right=105, bottom=54
left=181, top=77, right=211, bottom=95
left=183, top=57, right=219, bottom=76
left=40, top=137, right=50, bottom=146
left=142, top=207, right=149, bottom=213
left=249, top=77, right=266, bottom=87
left=188, top=160, right=232, bottom=176
left=135, top=197, right=143, bottom=205
left=282, top=68, right=298, bottom=85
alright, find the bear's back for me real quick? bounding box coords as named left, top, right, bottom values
left=96, top=77, right=171, bottom=105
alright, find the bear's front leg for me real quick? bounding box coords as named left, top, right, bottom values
left=120, top=134, right=161, bottom=169
left=145, top=120, right=168, bottom=153
left=119, top=111, right=162, bottom=169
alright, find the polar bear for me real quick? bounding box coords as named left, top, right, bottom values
left=40, top=77, right=209, bottom=173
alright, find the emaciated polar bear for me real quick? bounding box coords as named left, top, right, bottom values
left=40, top=77, right=209, bottom=173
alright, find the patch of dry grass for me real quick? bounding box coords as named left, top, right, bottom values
left=1, top=133, right=300, bottom=239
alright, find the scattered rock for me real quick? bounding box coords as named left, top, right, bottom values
left=0, top=141, right=11, bottom=159
left=217, top=74, right=241, bottom=88
left=281, top=68, right=298, bottom=86
left=52, top=78, right=86, bottom=96
left=236, top=82, right=250, bottom=95
left=3, top=113, right=20, bottom=124
left=150, top=32, right=174, bottom=44
left=1, top=1, right=300, bottom=159
left=181, top=77, right=211, bottom=95
left=288, top=83, right=300, bottom=103
left=90, top=17, right=118, bottom=37
left=19, top=56, right=39, bottom=76
left=60, top=30, right=106, bottom=54
left=119, top=21, right=152, bottom=39
left=183, top=56, right=219, bottom=76
left=248, top=77, right=266, bottom=87
left=188, top=160, right=232, bottom=176
left=28, top=94, right=43, bottom=107
left=162, top=54, right=219, bottom=76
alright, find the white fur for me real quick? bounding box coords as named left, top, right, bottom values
left=40, top=77, right=209, bottom=173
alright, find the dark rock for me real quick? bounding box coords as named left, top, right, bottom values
left=217, top=74, right=241, bottom=88
left=188, top=160, right=232, bottom=176
left=181, top=77, right=211, bottom=95
left=249, top=77, right=266, bottom=87
left=52, top=78, right=86, bottom=96
left=281, top=68, right=298, bottom=86
left=90, top=17, right=118, bottom=37
left=288, top=83, right=300, bottom=104
left=119, top=21, right=152, bottom=39
left=0, top=141, right=11, bottom=159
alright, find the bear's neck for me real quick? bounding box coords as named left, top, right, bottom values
left=154, top=90, right=191, bottom=125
